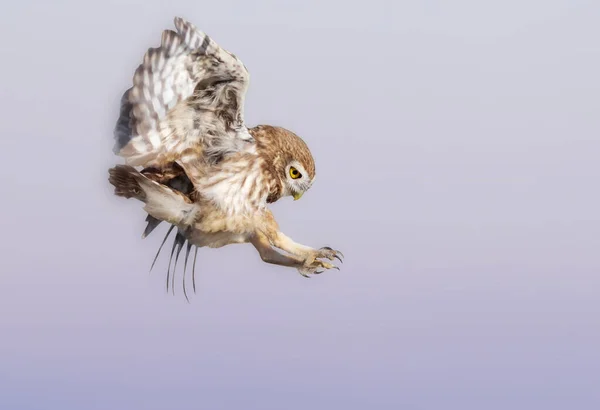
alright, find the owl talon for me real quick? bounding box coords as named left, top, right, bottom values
left=297, top=258, right=339, bottom=277
left=318, top=247, right=344, bottom=263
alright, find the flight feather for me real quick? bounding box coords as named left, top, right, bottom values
left=113, top=17, right=252, bottom=167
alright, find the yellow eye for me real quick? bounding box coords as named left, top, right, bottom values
left=289, top=167, right=302, bottom=179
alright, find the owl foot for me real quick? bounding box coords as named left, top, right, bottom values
left=297, top=258, right=339, bottom=278
left=316, top=247, right=344, bottom=263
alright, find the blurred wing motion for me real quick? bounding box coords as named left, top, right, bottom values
left=113, top=17, right=252, bottom=168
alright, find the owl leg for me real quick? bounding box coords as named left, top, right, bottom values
left=250, top=231, right=305, bottom=268
left=108, top=165, right=198, bottom=226
left=252, top=231, right=341, bottom=277
left=272, top=233, right=343, bottom=266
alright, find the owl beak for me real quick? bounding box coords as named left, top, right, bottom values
left=293, top=191, right=304, bottom=201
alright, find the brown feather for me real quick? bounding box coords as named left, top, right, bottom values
left=108, top=165, right=146, bottom=201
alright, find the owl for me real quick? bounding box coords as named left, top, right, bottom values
left=108, top=17, right=342, bottom=298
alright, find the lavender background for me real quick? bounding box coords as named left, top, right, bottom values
left=1, top=1, right=599, bottom=409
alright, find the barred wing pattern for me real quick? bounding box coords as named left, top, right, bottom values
left=113, top=17, right=252, bottom=167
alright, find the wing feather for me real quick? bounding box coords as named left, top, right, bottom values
left=113, top=17, right=251, bottom=167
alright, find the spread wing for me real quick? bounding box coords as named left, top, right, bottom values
left=113, top=17, right=252, bottom=167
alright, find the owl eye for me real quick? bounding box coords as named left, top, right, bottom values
left=289, top=167, right=302, bottom=179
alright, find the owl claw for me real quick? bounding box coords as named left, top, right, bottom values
left=297, top=258, right=339, bottom=277
left=318, top=247, right=344, bottom=263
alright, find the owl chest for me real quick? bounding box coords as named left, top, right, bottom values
left=198, top=167, right=269, bottom=216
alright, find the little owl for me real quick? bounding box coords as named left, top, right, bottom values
left=108, top=17, right=342, bottom=298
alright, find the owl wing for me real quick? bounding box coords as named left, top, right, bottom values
left=113, top=17, right=252, bottom=167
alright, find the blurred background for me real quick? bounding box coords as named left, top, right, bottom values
left=0, top=0, right=598, bottom=409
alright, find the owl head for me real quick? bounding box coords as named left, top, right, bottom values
left=251, top=125, right=316, bottom=202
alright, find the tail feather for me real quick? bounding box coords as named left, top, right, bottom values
left=139, top=162, right=193, bottom=240
left=150, top=225, right=175, bottom=272
left=182, top=242, right=193, bottom=303
left=109, top=163, right=201, bottom=301
left=108, top=165, right=146, bottom=200
left=142, top=215, right=163, bottom=239
left=171, top=232, right=186, bottom=295
left=148, top=226, right=199, bottom=302
left=108, top=165, right=195, bottom=226
left=166, top=233, right=179, bottom=293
